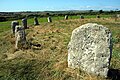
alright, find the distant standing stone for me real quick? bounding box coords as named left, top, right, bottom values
left=34, top=17, right=39, bottom=25
left=80, top=15, right=84, bottom=19
left=15, top=25, right=26, bottom=49
left=22, top=18, right=27, bottom=29
left=65, top=15, right=68, bottom=20
left=96, top=15, right=100, bottom=18
left=47, top=16, right=52, bottom=23
left=11, top=21, right=19, bottom=34
left=68, top=23, right=112, bottom=77
left=117, top=14, right=120, bottom=18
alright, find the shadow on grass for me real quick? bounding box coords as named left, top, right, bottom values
left=107, top=69, right=120, bottom=80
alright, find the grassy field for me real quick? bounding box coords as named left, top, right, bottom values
left=0, top=14, right=112, bottom=33
left=0, top=15, right=120, bottom=80
left=0, top=15, right=112, bottom=36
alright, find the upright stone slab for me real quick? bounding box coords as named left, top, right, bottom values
left=15, top=25, right=26, bottom=49
left=47, top=16, right=52, bottom=23
left=34, top=17, right=39, bottom=25
left=11, top=21, right=19, bottom=34
left=117, top=14, right=120, bottom=18
left=22, top=18, right=27, bottom=29
left=80, top=15, right=84, bottom=19
left=68, top=23, right=112, bottom=77
left=65, top=15, right=68, bottom=20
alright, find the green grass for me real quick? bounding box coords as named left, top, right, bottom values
left=0, top=14, right=112, bottom=34
left=0, top=21, right=11, bottom=33
left=0, top=15, right=120, bottom=80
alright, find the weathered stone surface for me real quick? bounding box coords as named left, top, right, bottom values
left=65, top=15, right=68, bottom=20
left=15, top=25, right=26, bottom=49
left=68, top=23, right=112, bottom=77
left=11, top=21, right=19, bottom=34
left=22, top=18, right=27, bottom=29
left=47, top=16, right=52, bottom=23
left=34, top=17, right=39, bottom=25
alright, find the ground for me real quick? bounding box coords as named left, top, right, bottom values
left=0, top=17, right=120, bottom=80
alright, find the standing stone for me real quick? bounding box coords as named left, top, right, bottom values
left=96, top=15, right=100, bottom=18
left=47, top=16, right=52, bottom=23
left=80, top=15, right=84, bottom=19
left=68, top=23, right=112, bottom=77
left=65, top=15, right=68, bottom=20
left=34, top=17, right=39, bottom=25
left=11, top=21, right=19, bottom=34
left=15, top=25, right=26, bottom=49
left=117, top=14, right=120, bottom=18
left=113, top=14, right=120, bottom=21
left=22, top=18, right=27, bottom=29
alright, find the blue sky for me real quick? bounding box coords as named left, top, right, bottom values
left=0, top=0, right=120, bottom=12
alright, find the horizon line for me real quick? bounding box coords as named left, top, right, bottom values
left=0, top=9, right=119, bottom=13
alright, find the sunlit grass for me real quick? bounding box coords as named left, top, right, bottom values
left=0, top=15, right=119, bottom=80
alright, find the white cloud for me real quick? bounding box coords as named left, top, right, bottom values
left=77, top=5, right=120, bottom=10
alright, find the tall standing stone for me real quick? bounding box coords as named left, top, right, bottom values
left=47, top=16, right=52, bottom=23
left=68, top=23, right=112, bottom=77
left=34, top=17, right=39, bottom=25
left=11, top=21, right=19, bottom=34
left=15, top=25, right=26, bottom=49
left=22, top=18, right=27, bottom=29
left=65, top=15, right=68, bottom=20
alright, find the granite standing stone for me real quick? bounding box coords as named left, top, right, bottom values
left=68, top=23, right=112, bottom=77
left=47, top=16, right=52, bottom=23
left=11, top=21, right=19, bottom=34
left=22, top=18, right=27, bottom=29
left=65, top=15, right=68, bottom=20
left=15, top=25, right=26, bottom=49
left=34, top=17, right=39, bottom=25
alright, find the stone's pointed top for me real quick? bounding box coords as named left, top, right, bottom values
left=11, top=21, right=19, bottom=34
left=12, top=21, right=19, bottom=23
left=68, top=23, right=112, bottom=77
left=65, top=15, right=68, bottom=20
left=73, top=23, right=109, bottom=33
left=47, top=16, right=52, bottom=23
left=34, top=17, right=39, bottom=25
left=22, top=18, right=27, bottom=21
left=80, top=23, right=97, bottom=28
left=22, top=18, right=27, bottom=29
